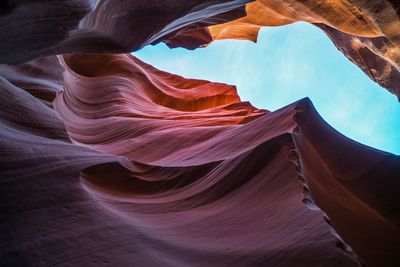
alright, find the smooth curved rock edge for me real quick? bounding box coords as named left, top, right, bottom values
left=0, top=0, right=399, bottom=98
left=0, top=1, right=399, bottom=266
left=199, top=0, right=400, bottom=99
left=1, top=53, right=399, bottom=266
left=60, top=54, right=400, bottom=267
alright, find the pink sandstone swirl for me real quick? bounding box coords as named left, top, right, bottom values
left=52, top=54, right=400, bottom=266
left=0, top=1, right=399, bottom=266
left=0, top=0, right=399, bottom=98
left=0, top=53, right=399, bottom=266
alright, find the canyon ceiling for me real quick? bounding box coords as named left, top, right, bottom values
left=0, top=1, right=399, bottom=266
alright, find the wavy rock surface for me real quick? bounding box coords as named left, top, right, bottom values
left=0, top=0, right=249, bottom=64
left=195, top=0, right=400, bottom=98
left=2, top=53, right=399, bottom=266
left=0, top=56, right=64, bottom=106
left=1, top=0, right=399, bottom=98
left=1, top=1, right=400, bottom=266
left=57, top=54, right=400, bottom=267
left=0, top=0, right=400, bottom=97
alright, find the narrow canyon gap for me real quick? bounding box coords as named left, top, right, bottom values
left=0, top=1, right=399, bottom=266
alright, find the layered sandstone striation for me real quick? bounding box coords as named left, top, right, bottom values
left=1, top=0, right=399, bottom=97
left=0, top=0, right=249, bottom=64
left=202, top=0, right=400, bottom=98
left=1, top=1, right=400, bottom=266
left=1, top=53, right=399, bottom=266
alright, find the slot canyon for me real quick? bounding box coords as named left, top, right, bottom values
left=1, top=1, right=399, bottom=266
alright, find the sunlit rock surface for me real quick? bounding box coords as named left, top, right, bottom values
left=1, top=1, right=400, bottom=266
left=194, top=0, right=400, bottom=98
left=1, top=1, right=399, bottom=96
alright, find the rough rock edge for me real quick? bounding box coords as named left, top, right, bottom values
left=289, top=123, right=365, bottom=266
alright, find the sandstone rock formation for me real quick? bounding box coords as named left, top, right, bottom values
left=0, top=0, right=249, bottom=64
left=1, top=0, right=398, bottom=98
left=184, top=0, right=400, bottom=98
left=1, top=1, right=400, bottom=266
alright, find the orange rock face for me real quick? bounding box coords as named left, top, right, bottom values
left=0, top=0, right=399, bottom=97
left=203, top=0, right=400, bottom=98
left=0, top=1, right=400, bottom=267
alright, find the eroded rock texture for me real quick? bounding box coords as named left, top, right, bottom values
left=1, top=0, right=399, bottom=98
left=0, top=0, right=249, bottom=64
left=1, top=53, right=399, bottom=266
left=1, top=1, right=400, bottom=267
left=194, top=0, right=400, bottom=98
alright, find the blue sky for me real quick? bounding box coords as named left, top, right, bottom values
left=134, top=22, right=400, bottom=155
